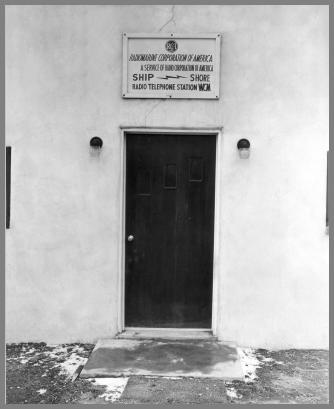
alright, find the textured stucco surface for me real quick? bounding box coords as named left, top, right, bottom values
left=5, top=5, right=328, bottom=347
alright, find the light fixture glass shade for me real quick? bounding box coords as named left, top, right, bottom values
left=239, top=148, right=250, bottom=159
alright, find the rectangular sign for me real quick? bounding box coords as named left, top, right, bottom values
left=122, top=33, right=221, bottom=99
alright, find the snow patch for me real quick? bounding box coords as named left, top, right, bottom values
left=259, top=355, right=285, bottom=365
left=45, top=346, right=68, bottom=358
left=59, top=354, right=87, bottom=377
left=87, top=377, right=129, bottom=402
left=42, top=345, right=88, bottom=377
left=226, top=387, right=238, bottom=399
left=262, top=357, right=274, bottom=362
left=237, top=347, right=261, bottom=383
left=225, top=382, right=242, bottom=400
left=162, top=376, right=182, bottom=380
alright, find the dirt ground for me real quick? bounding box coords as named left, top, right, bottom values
left=6, top=343, right=329, bottom=404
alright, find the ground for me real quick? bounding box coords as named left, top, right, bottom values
left=6, top=343, right=329, bottom=404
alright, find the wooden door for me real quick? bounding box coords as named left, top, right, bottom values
left=125, top=133, right=216, bottom=328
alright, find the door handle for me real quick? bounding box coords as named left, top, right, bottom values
left=127, top=235, right=134, bottom=242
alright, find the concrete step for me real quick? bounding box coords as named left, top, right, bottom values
left=116, top=328, right=217, bottom=341
left=80, top=338, right=244, bottom=380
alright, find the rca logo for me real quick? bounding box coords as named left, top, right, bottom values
left=165, top=40, right=178, bottom=53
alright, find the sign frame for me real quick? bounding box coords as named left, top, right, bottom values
left=122, top=33, right=221, bottom=99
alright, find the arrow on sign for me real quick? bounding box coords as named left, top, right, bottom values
left=157, top=75, right=187, bottom=80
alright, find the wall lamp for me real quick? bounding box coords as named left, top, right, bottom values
left=237, top=138, right=250, bottom=159
left=90, top=136, right=103, bottom=149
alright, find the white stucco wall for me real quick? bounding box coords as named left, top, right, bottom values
left=6, top=5, right=328, bottom=348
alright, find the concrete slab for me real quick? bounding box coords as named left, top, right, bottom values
left=80, top=338, right=244, bottom=380
left=118, top=375, right=229, bottom=404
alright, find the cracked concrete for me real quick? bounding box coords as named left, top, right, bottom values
left=158, top=5, right=176, bottom=32
left=144, top=100, right=165, bottom=126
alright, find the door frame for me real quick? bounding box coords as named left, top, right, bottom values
left=118, top=126, right=223, bottom=336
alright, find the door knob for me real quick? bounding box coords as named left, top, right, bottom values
left=127, top=235, right=134, bottom=242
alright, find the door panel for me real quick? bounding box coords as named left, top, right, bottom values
left=125, top=134, right=216, bottom=328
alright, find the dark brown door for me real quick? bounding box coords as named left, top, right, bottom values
left=125, top=133, right=216, bottom=328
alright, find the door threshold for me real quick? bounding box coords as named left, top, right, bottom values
left=117, top=327, right=216, bottom=340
